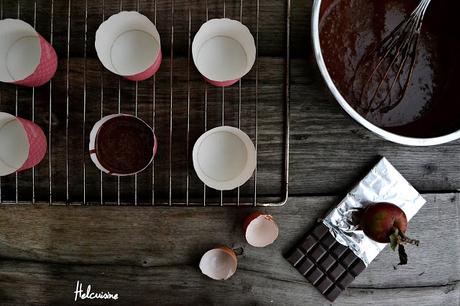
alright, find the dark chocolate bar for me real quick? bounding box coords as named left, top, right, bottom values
left=285, top=223, right=366, bottom=302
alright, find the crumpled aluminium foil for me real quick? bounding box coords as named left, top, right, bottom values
left=323, top=157, right=426, bottom=266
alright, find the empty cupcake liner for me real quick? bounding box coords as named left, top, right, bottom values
left=95, top=11, right=162, bottom=81
left=193, top=126, right=256, bottom=190
left=192, top=18, right=256, bottom=87
left=0, top=19, right=57, bottom=87
left=89, top=114, right=157, bottom=176
left=0, top=112, right=47, bottom=176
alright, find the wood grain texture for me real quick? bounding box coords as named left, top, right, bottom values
left=4, top=57, right=460, bottom=202
left=0, top=0, right=290, bottom=204
left=0, top=261, right=457, bottom=306
left=0, top=56, right=286, bottom=204
left=289, top=57, right=460, bottom=195
left=0, top=0, right=290, bottom=57
left=0, top=194, right=458, bottom=305
left=0, top=0, right=459, bottom=305
left=1, top=0, right=460, bottom=204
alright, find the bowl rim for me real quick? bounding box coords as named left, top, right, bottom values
left=311, top=0, right=460, bottom=146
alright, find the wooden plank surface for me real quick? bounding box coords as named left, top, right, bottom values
left=289, top=57, right=460, bottom=195
left=3, top=56, right=460, bottom=202
left=0, top=0, right=459, bottom=305
left=0, top=55, right=287, bottom=204
left=0, top=0, right=460, bottom=204
left=0, top=0, right=289, bottom=204
left=0, top=194, right=458, bottom=305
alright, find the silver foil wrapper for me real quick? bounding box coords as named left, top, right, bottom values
left=323, top=157, right=426, bottom=266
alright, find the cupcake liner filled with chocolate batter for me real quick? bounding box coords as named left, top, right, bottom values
left=89, top=114, right=157, bottom=176
left=314, top=0, right=460, bottom=142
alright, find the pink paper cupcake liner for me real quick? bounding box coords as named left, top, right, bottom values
left=192, top=19, right=256, bottom=87
left=16, top=117, right=47, bottom=171
left=0, top=19, right=57, bottom=87
left=125, top=50, right=162, bottom=81
left=95, top=11, right=162, bottom=81
left=204, top=76, right=239, bottom=87
left=0, top=112, right=47, bottom=176
left=13, top=35, right=58, bottom=87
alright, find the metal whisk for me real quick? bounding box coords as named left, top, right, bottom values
left=352, top=0, right=432, bottom=113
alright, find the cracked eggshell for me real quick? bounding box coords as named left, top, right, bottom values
left=244, top=211, right=279, bottom=248
left=199, top=246, right=237, bottom=280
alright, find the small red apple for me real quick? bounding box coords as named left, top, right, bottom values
left=358, top=202, right=419, bottom=265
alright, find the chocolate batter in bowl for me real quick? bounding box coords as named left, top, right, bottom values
left=312, top=0, right=460, bottom=145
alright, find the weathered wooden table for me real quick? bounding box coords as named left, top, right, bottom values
left=0, top=0, right=458, bottom=305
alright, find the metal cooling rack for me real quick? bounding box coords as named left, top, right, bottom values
left=0, top=0, right=290, bottom=206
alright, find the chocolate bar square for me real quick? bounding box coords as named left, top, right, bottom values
left=300, top=235, right=316, bottom=252
left=286, top=248, right=305, bottom=266
left=329, top=263, right=346, bottom=280
left=298, top=257, right=315, bottom=276
left=306, top=267, right=323, bottom=284
left=320, top=234, right=337, bottom=250
left=285, top=223, right=366, bottom=302
left=332, top=243, right=348, bottom=258
left=319, top=254, right=335, bottom=271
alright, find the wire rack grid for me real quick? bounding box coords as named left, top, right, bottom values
left=0, top=0, right=290, bottom=206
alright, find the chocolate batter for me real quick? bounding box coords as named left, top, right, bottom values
left=319, top=0, right=460, bottom=138
left=96, top=116, right=154, bottom=174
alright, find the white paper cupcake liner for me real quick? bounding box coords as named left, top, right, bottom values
left=95, top=11, right=162, bottom=81
left=192, top=18, right=256, bottom=87
left=0, top=112, right=47, bottom=176
left=193, top=126, right=256, bottom=190
left=0, top=19, right=57, bottom=87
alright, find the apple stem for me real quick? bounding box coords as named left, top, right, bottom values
left=390, top=227, right=419, bottom=265
left=398, top=230, right=420, bottom=247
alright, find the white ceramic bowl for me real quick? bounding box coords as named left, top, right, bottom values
left=311, top=0, right=460, bottom=146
